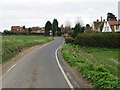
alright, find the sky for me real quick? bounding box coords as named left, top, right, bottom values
left=118, top=1, right=120, bottom=19
left=0, top=0, right=119, bottom=32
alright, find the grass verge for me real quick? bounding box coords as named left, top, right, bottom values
left=2, top=35, right=52, bottom=63
left=61, top=44, right=119, bottom=89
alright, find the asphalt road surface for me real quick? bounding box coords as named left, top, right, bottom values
left=2, top=37, right=71, bottom=88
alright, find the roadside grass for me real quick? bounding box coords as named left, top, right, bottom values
left=61, top=44, right=119, bottom=89
left=2, top=35, right=52, bottom=63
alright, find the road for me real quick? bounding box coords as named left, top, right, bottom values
left=2, top=37, right=72, bottom=88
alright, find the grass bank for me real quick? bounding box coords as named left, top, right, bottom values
left=2, top=35, right=52, bottom=63
left=61, top=44, right=119, bottom=89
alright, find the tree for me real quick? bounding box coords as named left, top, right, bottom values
left=52, top=19, right=58, bottom=36
left=107, top=12, right=117, bottom=21
left=23, top=26, right=26, bottom=30
left=28, top=27, right=32, bottom=34
left=44, top=21, right=52, bottom=36
left=57, top=27, right=61, bottom=36
left=73, top=23, right=83, bottom=38
left=3, top=30, right=12, bottom=35
left=86, top=24, right=90, bottom=27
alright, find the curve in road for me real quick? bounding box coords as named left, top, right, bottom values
left=2, top=37, right=73, bottom=89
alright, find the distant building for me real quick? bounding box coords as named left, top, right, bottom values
left=11, top=26, right=26, bottom=33
left=92, top=16, right=120, bottom=32
left=102, top=20, right=120, bottom=32
left=92, top=17, right=104, bottom=32
left=41, top=27, right=45, bottom=33
left=11, top=26, right=45, bottom=33
left=61, top=25, right=72, bottom=34
left=84, top=24, right=93, bottom=33
left=31, top=27, right=43, bottom=33
left=50, top=30, right=52, bottom=36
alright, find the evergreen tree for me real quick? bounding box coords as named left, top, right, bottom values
left=73, top=23, right=83, bottom=38
left=28, top=27, right=32, bottom=34
left=52, top=19, right=58, bottom=36
left=57, top=27, right=61, bottom=36
left=23, top=26, right=26, bottom=30
left=44, top=21, right=52, bottom=36
left=107, top=12, right=117, bottom=21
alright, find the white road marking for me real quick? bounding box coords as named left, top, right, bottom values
left=55, top=45, right=74, bottom=90
left=2, top=43, right=48, bottom=79
left=2, top=38, right=74, bottom=89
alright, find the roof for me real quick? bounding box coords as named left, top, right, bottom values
left=108, top=21, right=120, bottom=26
left=31, top=27, right=42, bottom=32
left=11, top=26, right=21, bottom=28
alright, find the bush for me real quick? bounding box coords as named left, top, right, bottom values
left=74, top=33, right=120, bottom=48
left=78, top=63, right=119, bottom=89
left=61, top=44, right=119, bottom=89
left=65, top=37, right=74, bottom=43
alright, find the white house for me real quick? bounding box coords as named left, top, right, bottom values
left=102, top=21, right=120, bottom=32
left=102, top=21, right=112, bottom=32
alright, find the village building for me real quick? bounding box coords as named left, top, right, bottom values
left=84, top=24, right=93, bottom=33
left=31, top=27, right=43, bottom=33
left=11, top=26, right=45, bottom=34
left=60, top=25, right=72, bottom=36
left=102, top=20, right=120, bottom=32
left=92, top=17, right=104, bottom=32
left=11, top=26, right=27, bottom=33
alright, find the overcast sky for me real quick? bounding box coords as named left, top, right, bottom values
left=0, top=0, right=119, bottom=32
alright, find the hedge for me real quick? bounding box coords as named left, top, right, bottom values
left=65, top=37, right=74, bottom=43
left=73, top=33, right=120, bottom=48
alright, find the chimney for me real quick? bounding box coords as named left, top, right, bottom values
left=101, top=16, right=102, bottom=22
left=97, top=19, right=99, bottom=22
left=103, top=19, right=105, bottom=22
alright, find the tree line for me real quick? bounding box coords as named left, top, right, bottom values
left=44, top=18, right=61, bottom=36
left=44, top=18, right=85, bottom=38
left=3, top=12, right=117, bottom=36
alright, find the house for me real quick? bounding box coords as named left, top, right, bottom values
left=41, top=27, right=45, bottom=33
left=11, top=26, right=45, bottom=34
left=31, top=27, right=43, bottom=33
left=92, top=17, right=104, bottom=32
left=84, top=24, right=93, bottom=33
left=11, top=26, right=26, bottom=33
left=102, top=21, right=120, bottom=32
left=61, top=25, right=72, bottom=35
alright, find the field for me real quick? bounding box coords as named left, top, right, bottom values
left=61, top=44, right=119, bottom=89
left=2, top=35, right=52, bottom=63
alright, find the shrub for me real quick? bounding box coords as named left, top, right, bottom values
left=65, top=37, right=74, bottom=43
left=74, top=33, right=120, bottom=48
left=61, top=44, right=119, bottom=89
left=78, top=63, right=119, bottom=89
